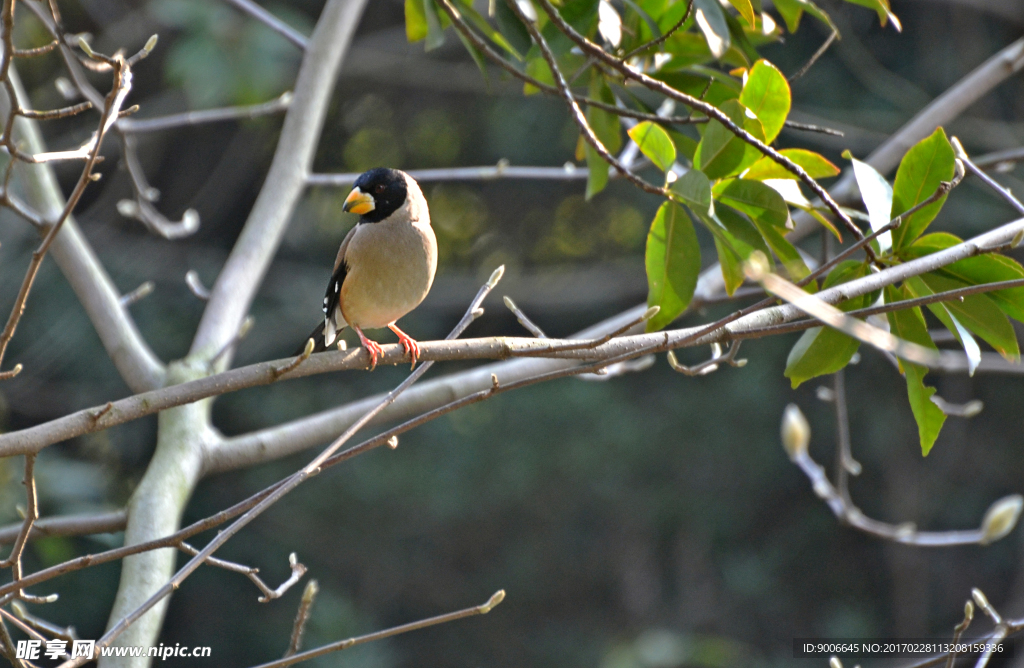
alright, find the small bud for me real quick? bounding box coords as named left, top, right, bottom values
left=491, top=373, right=499, bottom=389
left=641, top=305, right=661, bottom=321
left=971, top=588, right=992, bottom=614
left=387, top=435, right=398, bottom=449
left=743, top=250, right=771, bottom=281
left=487, top=265, right=505, bottom=288
left=301, top=579, right=319, bottom=605
left=77, top=35, right=96, bottom=57
left=979, top=494, right=1023, bottom=545
left=964, top=600, right=974, bottom=623
left=780, top=404, right=810, bottom=460
left=144, top=34, right=159, bottom=54
left=1011, top=229, right=1024, bottom=249
left=89, top=171, right=102, bottom=181
left=816, top=386, right=835, bottom=402
left=830, top=656, right=843, bottom=668
left=953, top=158, right=965, bottom=181
left=480, top=589, right=506, bottom=613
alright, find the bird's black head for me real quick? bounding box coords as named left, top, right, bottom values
left=344, top=167, right=408, bottom=223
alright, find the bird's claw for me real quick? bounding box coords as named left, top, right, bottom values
left=389, top=324, right=421, bottom=370
left=354, top=326, right=383, bottom=371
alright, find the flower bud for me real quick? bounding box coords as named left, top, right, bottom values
left=980, top=494, right=1023, bottom=545
left=781, top=404, right=810, bottom=460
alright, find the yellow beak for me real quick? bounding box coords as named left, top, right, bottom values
left=343, top=187, right=375, bottom=215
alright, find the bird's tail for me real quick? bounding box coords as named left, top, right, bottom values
left=293, top=321, right=329, bottom=356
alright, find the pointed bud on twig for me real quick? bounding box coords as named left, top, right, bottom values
left=781, top=404, right=810, bottom=460
left=77, top=36, right=96, bottom=58
left=830, top=656, right=843, bottom=668
left=387, top=436, right=398, bottom=449
left=641, top=305, right=660, bottom=322
left=971, top=588, right=998, bottom=621
left=1011, top=229, right=1024, bottom=249
left=964, top=600, right=975, bottom=623
left=953, top=158, right=965, bottom=182
left=487, top=265, right=505, bottom=289
left=478, top=589, right=506, bottom=613
left=144, top=34, right=159, bottom=54
left=979, top=494, right=1023, bottom=545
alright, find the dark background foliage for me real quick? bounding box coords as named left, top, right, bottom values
left=2, top=0, right=1024, bottom=665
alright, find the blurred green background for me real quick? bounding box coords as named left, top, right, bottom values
left=2, top=0, right=1024, bottom=666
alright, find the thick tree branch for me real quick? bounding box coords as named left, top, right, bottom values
left=190, top=0, right=368, bottom=363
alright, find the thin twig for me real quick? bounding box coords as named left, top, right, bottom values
left=221, top=0, right=308, bottom=50
left=178, top=543, right=306, bottom=603
left=118, top=92, right=292, bottom=133
left=284, top=580, right=318, bottom=657
left=666, top=340, right=745, bottom=376
left=250, top=591, right=505, bottom=668
left=503, top=296, right=548, bottom=338
left=782, top=120, right=844, bottom=136
left=952, top=137, right=1024, bottom=216
left=789, top=29, right=838, bottom=82
left=621, top=0, right=693, bottom=60
left=119, top=281, right=154, bottom=308
left=505, top=0, right=665, bottom=196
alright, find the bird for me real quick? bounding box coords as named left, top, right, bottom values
left=299, top=167, right=437, bottom=370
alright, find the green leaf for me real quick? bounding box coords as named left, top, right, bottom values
left=885, top=285, right=945, bottom=455
left=738, top=60, right=790, bottom=143
left=628, top=121, right=677, bottom=172
left=843, top=0, right=901, bottom=31
left=890, top=128, right=955, bottom=250
left=454, top=28, right=490, bottom=84
left=694, top=99, right=765, bottom=180
left=671, top=168, right=713, bottom=216
left=751, top=217, right=809, bottom=280
left=771, top=0, right=837, bottom=33
left=903, top=233, right=1024, bottom=325
left=713, top=178, right=790, bottom=227
left=713, top=234, right=745, bottom=295
left=523, top=54, right=553, bottom=94
left=422, top=0, right=446, bottom=51
left=716, top=205, right=773, bottom=261
left=494, top=1, right=533, bottom=55
left=726, top=0, right=756, bottom=26
left=744, top=149, right=839, bottom=180
left=454, top=0, right=523, bottom=59
left=846, top=152, right=894, bottom=253
left=784, top=327, right=861, bottom=388
left=645, top=202, right=702, bottom=331
left=669, top=130, right=699, bottom=163
left=405, top=0, right=428, bottom=42
left=903, top=276, right=982, bottom=375
left=585, top=144, right=609, bottom=200
left=784, top=259, right=880, bottom=387
left=588, top=78, right=622, bottom=153
left=693, top=0, right=731, bottom=58
left=914, top=273, right=1020, bottom=361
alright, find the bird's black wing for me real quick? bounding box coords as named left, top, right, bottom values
left=292, top=261, right=348, bottom=356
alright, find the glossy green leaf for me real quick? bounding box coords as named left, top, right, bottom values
left=693, top=0, right=731, bottom=58
left=645, top=202, right=702, bottom=331
left=494, top=1, right=533, bottom=56
left=454, top=0, right=522, bottom=59
left=585, top=145, right=609, bottom=200
left=727, top=0, right=757, bottom=27
left=671, top=168, right=713, bottom=216
left=713, top=178, right=790, bottom=227
left=669, top=130, right=699, bottom=163
left=739, top=60, right=790, bottom=143
left=751, top=217, right=809, bottom=280
left=771, top=0, right=836, bottom=33
left=904, top=276, right=981, bottom=376
left=843, top=0, right=901, bottom=30
left=422, top=0, right=446, bottom=51
left=846, top=152, right=894, bottom=253
left=903, top=233, right=1024, bottom=324
left=405, top=0, right=428, bottom=42
left=783, top=260, right=879, bottom=387
left=885, top=285, right=945, bottom=456
left=454, top=27, right=490, bottom=84
left=915, top=273, right=1020, bottom=361
left=628, top=121, right=677, bottom=172
left=890, top=128, right=955, bottom=250
left=694, top=99, right=765, bottom=180
left=713, top=235, right=745, bottom=295
left=715, top=205, right=773, bottom=261
left=784, top=327, right=861, bottom=388
left=744, top=149, right=839, bottom=180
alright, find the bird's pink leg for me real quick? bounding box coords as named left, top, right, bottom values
left=352, top=325, right=383, bottom=371
left=388, top=323, right=421, bottom=369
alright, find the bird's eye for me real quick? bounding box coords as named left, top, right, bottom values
left=374, top=184, right=386, bottom=195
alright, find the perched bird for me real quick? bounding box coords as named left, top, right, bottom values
left=300, top=167, right=437, bottom=369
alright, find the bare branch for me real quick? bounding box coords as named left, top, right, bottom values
left=789, top=29, right=838, bottom=82
left=178, top=544, right=306, bottom=603
left=308, top=162, right=589, bottom=187
left=952, top=136, right=1024, bottom=215
left=221, top=0, right=308, bottom=51
left=249, top=590, right=505, bottom=668
left=117, top=92, right=292, bottom=133
left=284, top=580, right=318, bottom=657
left=0, top=510, right=127, bottom=545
